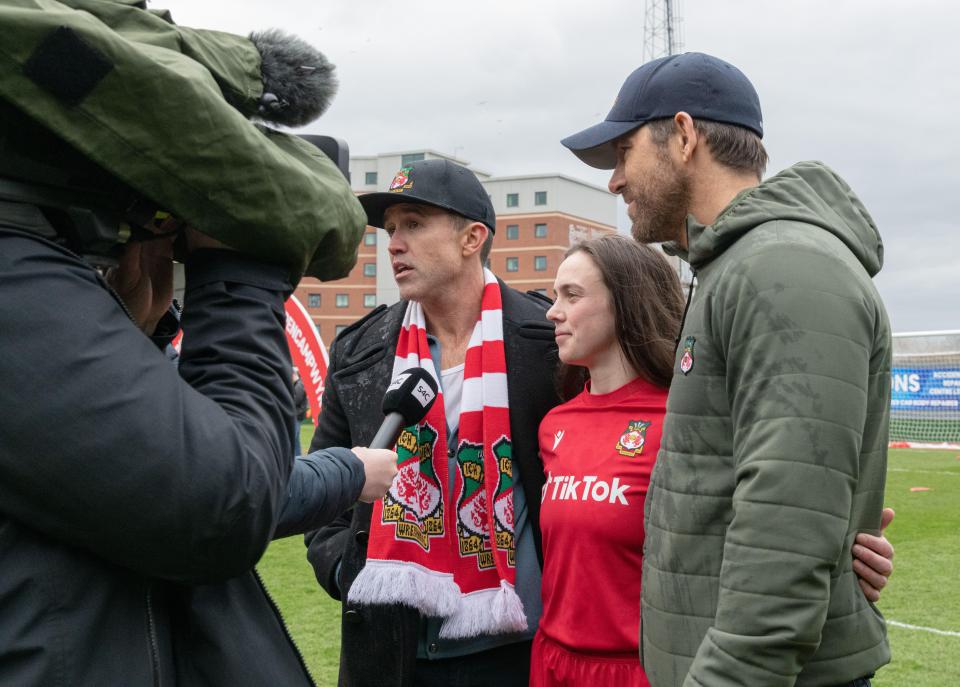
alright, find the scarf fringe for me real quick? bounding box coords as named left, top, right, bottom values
left=347, top=560, right=460, bottom=618
left=438, top=580, right=528, bottom=639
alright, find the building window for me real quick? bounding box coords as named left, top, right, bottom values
left=336, top=294, right=349, bottom=308
left=365, top=171, right=378, bottom=185
left=307, top=293, right=321, bottom=307
left=506, top=257, right=519, bottom=272
left=401, top=153, right=425, bottom=166
left=534, top=256, right=547, bottom=271
left=505, top=224, right=519, bottom=240
left=363, top=263, right=376, bottom=277
left=363, top=232, right=377, bottom=246
left=534, top=223, right=548, bottom=238
left=364, top=293, right=376, bottom=308
left=506, top=193, right=519, bottom=208
left=535, top=191, right=547, bottom=205
left=335, top=324, right=348, bottom=337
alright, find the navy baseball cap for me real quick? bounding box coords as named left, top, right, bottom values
left=359, top=158, right=496, bottom=233
left=561, top=52, right=763, bottom=169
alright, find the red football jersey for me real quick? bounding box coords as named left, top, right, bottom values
left=537, top=376, right=667, bottom=657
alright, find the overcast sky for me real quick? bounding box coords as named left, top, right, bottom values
left=158, top=0, right=958, bottom=333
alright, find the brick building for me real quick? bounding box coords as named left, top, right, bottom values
left=294, top=150, right=617, bottom=345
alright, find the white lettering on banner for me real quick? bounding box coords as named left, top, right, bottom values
left=541, top=474, right=631, bottom=506
left=892, top=373, right=921, bottom=393
left=285, top=316, right=324, bottom=388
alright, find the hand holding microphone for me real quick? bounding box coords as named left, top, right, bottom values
left=353, top=447, right=400, bottom=503
left=354, top=368, right=439, bottom=503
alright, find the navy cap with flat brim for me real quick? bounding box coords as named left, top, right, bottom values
left=562, top=52, right=763, bottom=170
left=359, top=158, right=496, bottom=232
left=560, top=120, right=646, bottom=170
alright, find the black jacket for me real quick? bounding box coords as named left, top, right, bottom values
left=0, top=226, right=353, bottom=686
left=305, top=282, right=560, bottom=687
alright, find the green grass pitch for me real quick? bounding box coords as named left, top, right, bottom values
left=258, top=442, right=960, bottom=685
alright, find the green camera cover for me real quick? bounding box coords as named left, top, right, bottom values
left=0, top=0, right=366, bottom=282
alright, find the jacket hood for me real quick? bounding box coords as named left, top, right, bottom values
left=667, top=161, right=883, bottom=276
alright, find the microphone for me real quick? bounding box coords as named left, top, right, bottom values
left=369, top=368, right=440, bottom=450
left=250, top=29, right=338, bottom=127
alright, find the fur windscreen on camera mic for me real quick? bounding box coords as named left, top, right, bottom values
left=383, top=368, right=439, bottom=426
left=250, top=29, right=338, bottom=127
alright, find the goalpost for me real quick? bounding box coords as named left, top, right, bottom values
left=889, top=330, right=960, bottom=448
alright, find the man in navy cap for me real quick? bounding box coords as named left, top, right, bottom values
left=563, top=53, right=892, bottom=687
left=304, top=158, right=560, bottom=687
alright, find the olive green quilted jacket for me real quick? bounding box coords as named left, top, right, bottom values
left=641, top=161, right=891, bottom=686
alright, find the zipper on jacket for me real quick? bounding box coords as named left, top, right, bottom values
left=253, top=568, right=318, bottom=686
left=674, top=268, right=697, bottom=353
left=145, top=586, right=162, bottom=687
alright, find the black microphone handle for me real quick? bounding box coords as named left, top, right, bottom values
left=369, top=412, right=407, bottom=450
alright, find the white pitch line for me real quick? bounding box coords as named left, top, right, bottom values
left=887, top=468, right=959, bottom=477
left=887, top=620, right=960, bottom=638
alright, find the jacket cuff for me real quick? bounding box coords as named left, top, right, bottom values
left=185, top=248, right=292, bottom=293
left=149, top=302, right=181, bottom=350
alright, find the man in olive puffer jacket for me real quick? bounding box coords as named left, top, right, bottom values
left=562, top=53, right=890, bottom=687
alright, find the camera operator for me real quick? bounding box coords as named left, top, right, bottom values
left=0, top=2, right=394, bottom=685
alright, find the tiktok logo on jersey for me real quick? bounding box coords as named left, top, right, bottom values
left=540, top=472, right=630, bottom=505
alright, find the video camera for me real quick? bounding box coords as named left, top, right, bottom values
left=0, top=98, right=351, bottom=269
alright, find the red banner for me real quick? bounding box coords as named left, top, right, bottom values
left=168, top=296, right=328, bottom=426
left=285, top=294, right=329, bottom=426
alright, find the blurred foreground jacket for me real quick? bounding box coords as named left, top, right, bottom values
left=0, top=1, right=368, bottom=684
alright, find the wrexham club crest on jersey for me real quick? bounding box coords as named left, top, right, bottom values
left=381, top=424, right=443, bottom=551
left=455, top=441, right=495, bottom=570
left=389, top=166, right=414, bottom=192
left=680, top=335, right=696, bottom=375
left=616, top=420, right=652, bottom=458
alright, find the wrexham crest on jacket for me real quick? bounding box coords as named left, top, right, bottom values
left=680, top=335, right=695, bottom=375
left=455, top=441, right=495, bottom=570
left=615, top=420, right=652, bottom=457
left=382, top=423, right=443, bottom=550
left=491, top=437, right=516, bottom=567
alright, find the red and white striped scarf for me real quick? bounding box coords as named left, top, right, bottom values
left=348, top=269, right=525, bottom=638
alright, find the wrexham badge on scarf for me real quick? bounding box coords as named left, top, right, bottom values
left=347, top=269, right=526, bottom=638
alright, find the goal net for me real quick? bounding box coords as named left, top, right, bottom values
left=889, top=330, right=960, bottom=447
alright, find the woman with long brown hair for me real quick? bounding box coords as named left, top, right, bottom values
left=529, top=235, right=681, bottom=686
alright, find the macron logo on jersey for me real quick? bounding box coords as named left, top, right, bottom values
left=541, top=472, right=630, bottom=505
left=553, top=429, right=565, bottom=451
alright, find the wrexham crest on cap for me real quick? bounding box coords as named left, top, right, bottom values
left=680, top=335, right=695, bottom=375
left=616, top=420, right=651, bottom=457
left=389, top=166, right=413, bottom=193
